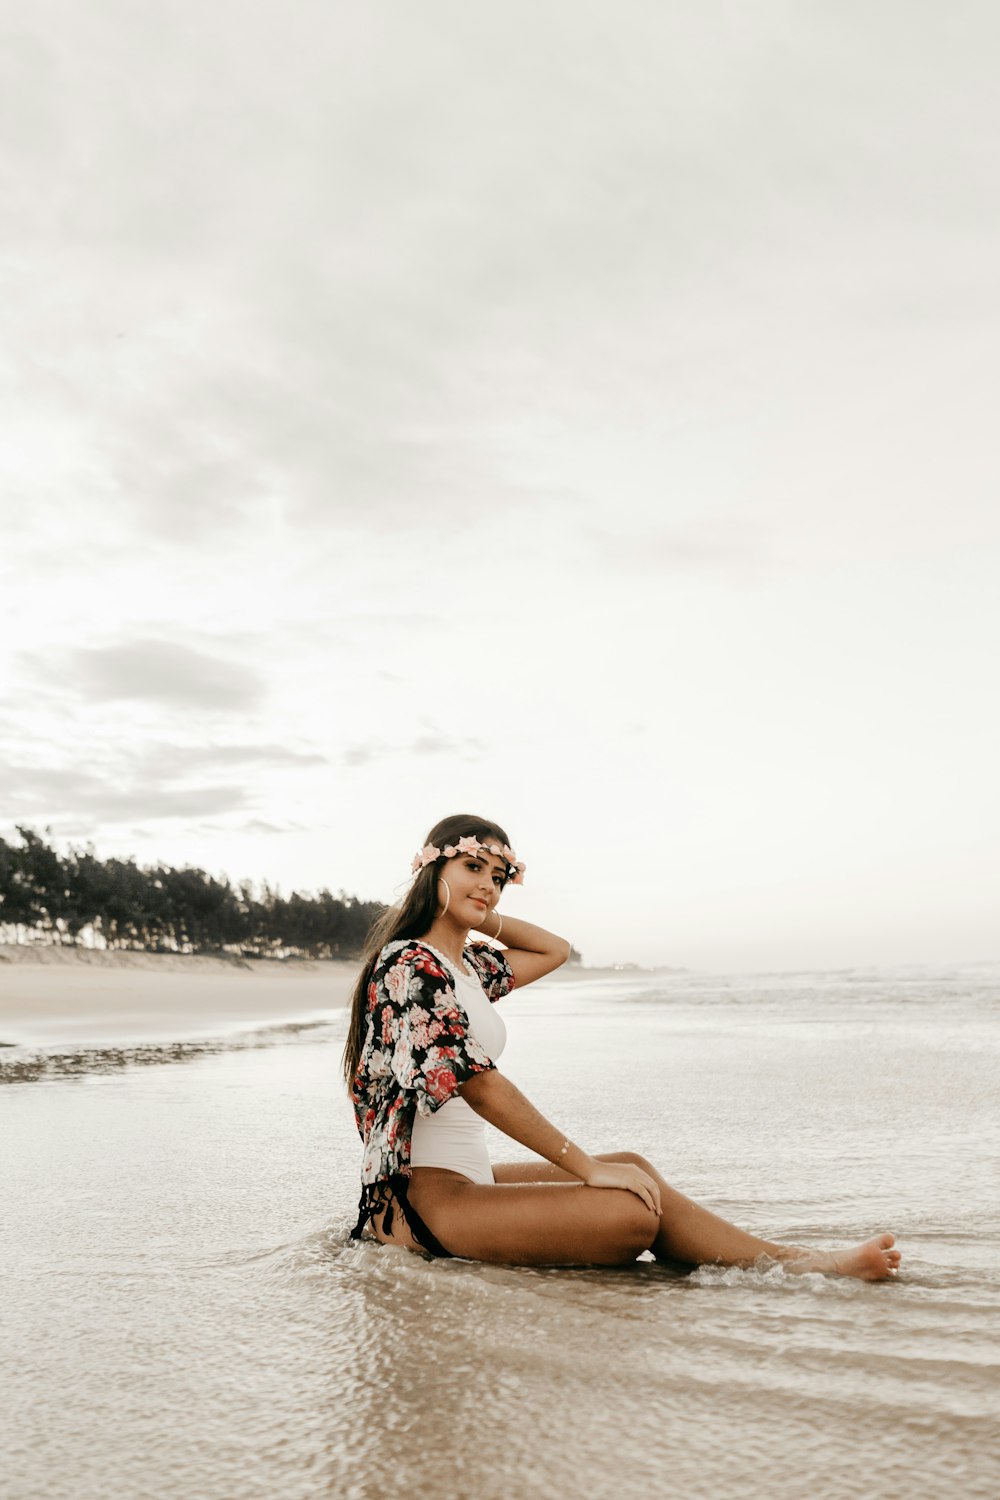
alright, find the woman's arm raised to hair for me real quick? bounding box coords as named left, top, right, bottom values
left=482, top=913, right=572, bottom=988
left=459, top=1070, right=660, bottom=1214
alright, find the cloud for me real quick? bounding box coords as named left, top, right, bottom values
left=342, top=743, right=379, bottom=770
left=6, top=0, right=1000, bottom=576
left=0, top=717, right=329, bottom=837
left=585, top=519, right=769, bottom=576
left=0, top=731, right=327, bottom=829
left=343, top=735, right=485, bottom=768
left=135, top=743, right=327, bottom=774
left=31, top=640, right=264, bottom=711
left=184, top=817, right=305, bottom=836
left=238, top=818, right=304, bottom=835
left=1, top=764, right=108, bottom=808
left=0, top=762, right=248, bottom=823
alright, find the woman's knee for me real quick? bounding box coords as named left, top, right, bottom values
left=606, top=1149, right=658, bottom=1178
left=615, top=1195, right=659, bottom=1258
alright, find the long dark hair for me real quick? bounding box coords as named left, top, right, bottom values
left=341, top=812, right=513, bottom=1087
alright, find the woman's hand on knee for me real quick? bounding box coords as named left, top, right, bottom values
left=579, top=1158, right=661, bottom=1215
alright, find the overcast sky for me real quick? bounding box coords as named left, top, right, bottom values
left=2, top=2, right=997, bottom=969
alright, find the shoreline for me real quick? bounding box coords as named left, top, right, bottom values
left=0, top=944, right=676, bottom=1056
left=0, top=944, right=358, bottom=1052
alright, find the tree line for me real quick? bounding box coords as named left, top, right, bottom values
left=0, top=827, right=385, bottom=960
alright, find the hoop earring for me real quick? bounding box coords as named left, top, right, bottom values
left=437, top=878, right=450, bottom=917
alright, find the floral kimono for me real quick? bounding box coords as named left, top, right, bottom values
left=349, top=937, right=515, bottom=1242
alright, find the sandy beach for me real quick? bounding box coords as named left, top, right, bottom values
left=0, top=944, right=356, bottom=1050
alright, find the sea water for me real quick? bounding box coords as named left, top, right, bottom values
left=2, top=964, right=998, bottom=1500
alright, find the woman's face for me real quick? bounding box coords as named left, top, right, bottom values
left=440, top=845, right=507, bottom=926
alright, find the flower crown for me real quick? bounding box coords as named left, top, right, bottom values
left=411, top=835, right=526, bottom=885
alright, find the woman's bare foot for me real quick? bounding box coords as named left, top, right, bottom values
left=780, top=1232, right=901, bottom=1280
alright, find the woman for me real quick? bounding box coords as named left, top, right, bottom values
left=344, top=813, right=901, bottom=1278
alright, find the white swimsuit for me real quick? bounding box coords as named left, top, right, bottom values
left=409, top=950, right=507, bottom=1185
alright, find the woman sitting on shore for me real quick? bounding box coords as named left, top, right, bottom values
left=343, top=813, right=901, bottom=1279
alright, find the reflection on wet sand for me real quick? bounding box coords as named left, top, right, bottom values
left=0, top=1019, right=336, bottom=1084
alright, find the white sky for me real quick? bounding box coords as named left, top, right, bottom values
left=1, top=2, right=998, bottom=969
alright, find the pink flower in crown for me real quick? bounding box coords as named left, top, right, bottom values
left=411, top=844, right=440, bottom=873
left=510, top=862, right=526, bottom=885
left=502, top=845, right=516, bottom=864
left=455, top=836, right=482, bottom=856
left=443, top=844, right=457, bottom=857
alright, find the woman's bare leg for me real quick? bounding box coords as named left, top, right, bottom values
left=404, top=1167, right=659, bottom=1266
left=494, top=1154, right=902, bottom=1280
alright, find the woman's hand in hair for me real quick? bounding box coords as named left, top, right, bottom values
left=493, top=915, right=572, bottom=989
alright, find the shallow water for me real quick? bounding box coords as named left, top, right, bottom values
left=2, top=964, right=999, bottom=1499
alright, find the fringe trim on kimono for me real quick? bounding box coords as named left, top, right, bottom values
left=351, top=1175, right=453, bottom=1259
